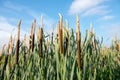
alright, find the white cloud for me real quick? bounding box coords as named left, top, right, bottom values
left=0, top=16, right=28, bottom=49
left=82, top=5, right=110, bottom=16
left=99, top=15, right=114, bottom=20
left=69, top=0, right=108, bottom=16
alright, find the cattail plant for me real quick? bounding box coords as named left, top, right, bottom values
left=37, top=26, right=43, bottom=57
left=28, top=26, right=33, bottom=55
left=76, top=15, right=81, bottom=69
left=15, top=20, right=21, bottom=65
left=63, top=20, right=69, bottom=54
left=7, top=36, right=13, bottom=73
left=58, top=13, right=63, bottom=54
left=31, top=19, right=36, bottom=52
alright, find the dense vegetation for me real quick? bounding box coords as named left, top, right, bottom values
left=0, top=14, right=120, bottom=80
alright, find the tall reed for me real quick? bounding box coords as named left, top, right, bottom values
left=37, top=26, right=43, bottom=57
left=31, top=19, right=36, bottom=52
left=76, top=15, right=81, bottom=69
left=15, top=20, right=21, bottom=65
left=59, top=13, right=63, bottom=54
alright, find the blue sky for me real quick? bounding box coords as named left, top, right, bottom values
left=0, top=0, right=120, bottom=47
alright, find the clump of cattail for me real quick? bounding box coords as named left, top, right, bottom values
left=15, top=20, right=21, bottom=65
left=37, top=26, right=43, bottom=57
left=76, top=15, right=81, bottom=69
left=58, top=13, right=63, bottom=54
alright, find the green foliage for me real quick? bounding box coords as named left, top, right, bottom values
left=0, top=28, right=120, bottom=80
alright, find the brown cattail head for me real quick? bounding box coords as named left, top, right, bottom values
left=76, top=14, right=81, bottom=69
left=58, top=13, right=63, bottom=54
left=37, top=26, right=43, bottom=57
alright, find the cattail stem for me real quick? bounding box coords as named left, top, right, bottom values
left=15, top=20, right=21, bottom=65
